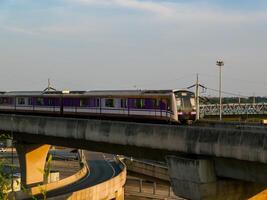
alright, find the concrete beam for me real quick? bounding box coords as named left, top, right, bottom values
left=215, top=158, right=267, bottom=185
left=0, top=114, right=267, bottom=164
left=15, top=142, right=50, bottom=187
left=166, top=155, right=266, bottom=200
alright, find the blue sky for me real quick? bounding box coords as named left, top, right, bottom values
left=0, top=0, right=267, bottom=97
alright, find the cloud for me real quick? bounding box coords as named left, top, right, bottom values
left=67, top=0, right=267, bottom=23
left=1, top=0, right=267, bottom=37
left=1, top=26, right=38, bottom=36
left=69, top=0, right=175, bottom=17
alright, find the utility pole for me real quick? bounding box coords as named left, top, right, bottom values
left=253, top=93, right=256, bottom=105
left=187, top=74, right=206, bottom=121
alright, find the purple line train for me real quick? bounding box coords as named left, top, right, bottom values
left=0, top=89, right=196, bottom=124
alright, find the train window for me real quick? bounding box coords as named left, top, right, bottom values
left=28, top=98, right=33, bottom=105
left=80, top=99, right=87, bottom=107
left=0, top=98, right=9, bottom=105
left=120, top=99, right=127, bottom=108
left=48, top=98, right=54, bottom=106
left=152, top=99, right=160, bottom=108
left=136, top=99, right=145, bottom=109
left=159, top=99, right=168, bottom=110
left=18, top=98, right=25, bottom=105
left=176, top=98, right=181, bottom=107
left=105, top=99, right=114, bottom=107
left=96, top=98, right=100, bottom=107
left=36, top=97, right=44, bottom=106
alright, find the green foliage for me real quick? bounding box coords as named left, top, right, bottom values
left=0, top=133, right=11, bottom=140
left=0, top=159, right=11, bottom=200
left=41, top=154, right=53, bottom=200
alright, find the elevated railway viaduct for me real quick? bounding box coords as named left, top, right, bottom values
left=1, top=114, right=267, bottom=199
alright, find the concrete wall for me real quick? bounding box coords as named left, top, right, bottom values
left=214, top=158, right=267, bottom=185
left=124, top=158, right=169, bottom=181
left=2, top=114, right=267, bottom=199
left=63, top=162, right=126, bottom=200
left=166, top=155, right=266, bottom=200
left=0, top=114, right=267, bottom=164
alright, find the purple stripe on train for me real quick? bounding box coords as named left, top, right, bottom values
left=0, top=96, right=169, bottom=110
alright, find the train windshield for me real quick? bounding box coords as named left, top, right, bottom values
left=175, top=91, right=196, bottom=111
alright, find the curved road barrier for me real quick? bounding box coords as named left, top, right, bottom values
left=64, top=161, right=126, bottom=200
left=249, top=189, right=267, bottom=200
left=9, top=151, right=89, bottom=200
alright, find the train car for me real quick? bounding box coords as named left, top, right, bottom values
left=0, top=89, right=196, bottom=124
left=0, top=91, right=63, bottom=114
left=61, top=90, right=177, bottom=122
left=175, top=90, right=196, bottom=123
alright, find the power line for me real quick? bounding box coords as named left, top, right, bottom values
left=132, top=73, right=195, bottom=89
left=199, top=72, right=267, bottom=87
left=205, top=87, right=250, bottom=98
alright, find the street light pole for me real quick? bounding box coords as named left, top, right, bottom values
left=216, top=59, right=224, bottom=121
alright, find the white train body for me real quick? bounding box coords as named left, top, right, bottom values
left=0, top=89, right=196, bottom=123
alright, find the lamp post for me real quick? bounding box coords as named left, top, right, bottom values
left=216, top=59, right=224, bottom=121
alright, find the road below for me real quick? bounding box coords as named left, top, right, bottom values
left=37, top=151, right=121, bottom=199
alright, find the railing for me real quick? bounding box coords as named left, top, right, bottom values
left=124, top=157, right=169, bottom=181
left=200, top=103, right=267, bottom=116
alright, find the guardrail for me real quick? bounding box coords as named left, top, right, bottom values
left=63, top=156, right=127, bottom=200
left=9, top=150, right=89, bottom=200
left=124, top=157, right=169, bottom=181
left=126, top=178, right=180, bottom=200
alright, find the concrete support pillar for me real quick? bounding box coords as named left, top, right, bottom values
left=166, top=155, right=265, bottom=200
left=166, top=155, right=216, bottom=200
left=115, top=188, right=124, bottom=200
left=153, top=182, right=156, bottom=195
left=139, top=179, right=143, bottom=193
left=15, top=142, right=51, bottom=187
left=168, top=186, right=172, bottom=197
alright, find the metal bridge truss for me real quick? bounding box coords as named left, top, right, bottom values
left=200, top=103, right=267, bottom=116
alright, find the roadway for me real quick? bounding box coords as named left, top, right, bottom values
left=28, top=151, right=122, bottom=199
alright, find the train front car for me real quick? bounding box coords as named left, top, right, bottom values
left=174, top=90, right=196, bottom=124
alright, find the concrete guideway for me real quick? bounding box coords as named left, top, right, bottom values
left=2, top=114, right=267, bottom=199
left=1, top=114, right=267, bottom=164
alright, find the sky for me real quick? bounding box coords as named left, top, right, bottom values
left=0, top=0, right=267, bottom=97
